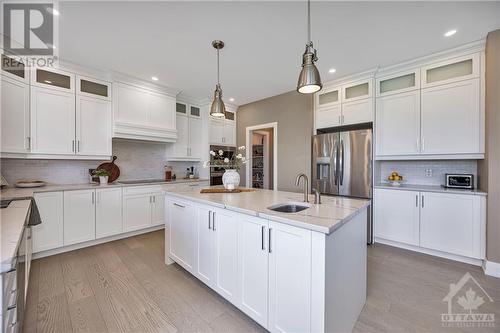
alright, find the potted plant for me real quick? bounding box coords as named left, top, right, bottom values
left=203, top=146, right=247, bottom=190
left=93, top=169, right=111, bottom=185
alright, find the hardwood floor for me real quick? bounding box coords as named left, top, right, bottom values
left=24, top=230, right=500, bottom=333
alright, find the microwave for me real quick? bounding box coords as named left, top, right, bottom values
left=445, top=174, right=474, bottom=189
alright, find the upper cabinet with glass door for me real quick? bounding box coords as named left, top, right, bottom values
left=190, top=106, right=201, bottom=118
left=376, top=69, right=420, bottom=97
left=421, top=53, right=480, bottom=89
left=1, top=53, right=29, bottom=84
left=315, top=86, right=341, bottom=109
left=342, top=79, right=373, bottom=103
left=76, top=75, right=111, bottom=100
left=31, top=67, right=75, bottom=93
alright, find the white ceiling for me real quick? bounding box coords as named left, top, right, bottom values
left=59, top=1, right=500, bottom=105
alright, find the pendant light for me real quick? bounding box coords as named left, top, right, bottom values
left=297, top=0, right=322, bottom=94
left=210, top=40, right=226, bottom=118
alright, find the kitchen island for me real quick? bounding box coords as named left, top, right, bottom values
left=164, top=188, right=370, bottom=333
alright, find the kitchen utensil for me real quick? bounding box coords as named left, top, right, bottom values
left=15, top=180, right=46, bottom=188
left=96, top=156, right=120, bottom=183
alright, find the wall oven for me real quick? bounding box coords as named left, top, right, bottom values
left=210, top=145, right=236, bottom=186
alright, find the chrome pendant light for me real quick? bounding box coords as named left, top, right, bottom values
left=297, top=0, right=322, bottom=94
left=210, top=40, right=226, bottom=118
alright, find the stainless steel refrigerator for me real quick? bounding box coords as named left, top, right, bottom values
left=312, top=128, right=373, bottom=242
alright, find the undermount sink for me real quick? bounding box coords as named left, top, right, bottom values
left=267, top=202, right=311, bottom=213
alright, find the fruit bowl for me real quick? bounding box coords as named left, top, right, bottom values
left=387, top=179, right=405, bottom=186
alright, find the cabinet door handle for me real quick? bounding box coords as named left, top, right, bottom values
left=77, top=140, right=80, bottom=152
left=173, top=202, right=185, bottom=208
left=416, top=139, right=419, bottom=152
left=208, top=211, right=211, bottom=229
left=415, top=194, right=418, bottom=207
left=338, top=115, right=341, bottom=124
left=212, top=211, right=216, bottom=231
left=261, top=226, right=265, bottom=251
left=421, top=195, right=424, bottom=208
left=268, top=228, right=272, bottom=253
left=72, top=140, right=75, bottom=152
left=91, top=192, right=95, bottom=204
left=421, top=138, right=425, bottom=152
left=26, top=137, right=31, bottom=150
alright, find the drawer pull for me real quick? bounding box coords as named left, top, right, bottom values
left=173, top=203, right=185, bottom=208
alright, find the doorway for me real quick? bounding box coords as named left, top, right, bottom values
left=245, top=122, right=278, bottom=190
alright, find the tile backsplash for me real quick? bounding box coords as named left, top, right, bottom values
left=0, top=140, right=201, bottom=185
left=378, top=160, right=478, bottom=187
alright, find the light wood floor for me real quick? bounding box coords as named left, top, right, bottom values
left=24, top=230, right=500, bottom=333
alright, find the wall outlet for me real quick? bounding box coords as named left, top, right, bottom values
left=425, top=169, right=433, bottom=177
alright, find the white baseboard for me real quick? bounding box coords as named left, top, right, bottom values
left=374, top=237, right=484, bottom=266
left=483, top=260, right=500, bottom=278
left=33, top=225, right=165, bottom=259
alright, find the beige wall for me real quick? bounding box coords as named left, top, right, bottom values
left=478, top=29, right=500, bottom=263
left=237, top=91, right=313, bottom=192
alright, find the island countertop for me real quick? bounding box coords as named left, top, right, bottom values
left=165, top=188, right=370, bottom=234
left=1, top=199, right=30, bottom=273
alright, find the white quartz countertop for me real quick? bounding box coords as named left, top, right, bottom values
left=1, top=200, right=30, bottom=273
left=166, top=188, right=370, bottom=234
left=374, top=183, right=487, bottom=196
left=0, top=178, right=209, bottom=199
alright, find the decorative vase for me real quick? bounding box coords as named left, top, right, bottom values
left=222, top=169, right=240, bottom=190
left=99, top=176, right=109, bottom=185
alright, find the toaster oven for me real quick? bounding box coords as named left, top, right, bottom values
left=445, top=174, right=474, bottom=189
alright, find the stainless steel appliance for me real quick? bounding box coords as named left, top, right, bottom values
left=210, top=145, right=236, bottom=186
left=312, top=128, right=373, bottom=242
left=445, top=174, right=474, bottom=189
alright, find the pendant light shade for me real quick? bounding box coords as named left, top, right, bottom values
left=210, top=84, right=226, bottom=118
left=297, top=43, right=322, bottom=94
left=210, top=40, right=226, bottom=118
left=297, top=0, right=322, bottom=94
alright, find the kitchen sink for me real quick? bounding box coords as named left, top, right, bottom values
left=267, top=202, right=311, bottom=213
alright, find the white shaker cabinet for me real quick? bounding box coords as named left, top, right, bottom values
left=420, top=192, right=482, bottom=258
left=420, top=79, right=480, bottom=155
left=30, top=86, right=76, bottom=155
left=168, top=199, right=196, bottom=273
left=209, top=118, right=225, bottom=144
left=196, top=205, right=216, bottom=287
left=166, top=103, right=202, bottom=160
left=96, top=187, right=123, bottom=239
left=63, top=190, right=96, bottom=246
left=1, top=75, right=30, bottom=153
left=238, top=215, right=269, bottom=328
left=123, top=193, right=152, bottom=232
left=342, top=98, right=373, bottom=125
left=33, top=191, right=64, bottom=253
left=209, top=112, right=236, bottom=146
left=268, top=220, right=312, bottom=333
left=76, top=76, right=112, bottom=157
left=376, top=90, right=421, bottom=156
left=151, top=193, right=166, bottom=226
left=76, top=95, right=112, bottom=156
left=373, top=189, right=420, bottom=246
left=213, top=208, right=240, bottom=304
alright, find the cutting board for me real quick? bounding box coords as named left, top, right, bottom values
left=96, top=156, right=120, bottom=183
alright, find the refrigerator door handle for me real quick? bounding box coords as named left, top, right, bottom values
left=339, top=140, right=344, bottom=186
left=333, top=144, right=338, bottom=185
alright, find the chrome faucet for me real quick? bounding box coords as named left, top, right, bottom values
left=295, top=173, right=309, bottom=202
left=312, top=188, right=321, bottom=204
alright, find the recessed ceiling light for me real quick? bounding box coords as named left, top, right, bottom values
left=229, top=98, right=235, bottom=102
left=151, top=76, right=159, bottom=81
left=47, top=7, right=60, bottom=16
left=444, top=29, right=457, bottom=37
left=328, top=68, right=336, bottom=74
